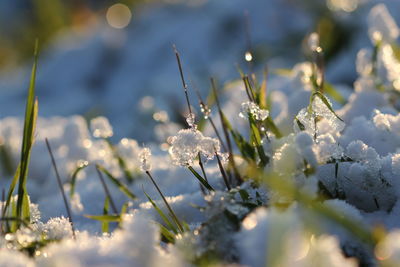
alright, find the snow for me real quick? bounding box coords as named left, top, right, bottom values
left=1, top=0, right=400, bottom=266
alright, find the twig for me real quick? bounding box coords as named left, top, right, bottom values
left=45, top=138, right=76, bottom=239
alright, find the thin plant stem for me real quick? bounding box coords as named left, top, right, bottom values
left=95, top=165, right=118, bottom=214
left=215, top=151, right=231, bottom=191
left=145, top=171, right=184, bottom=232
left=173, top=45, right=193, bottom=117
left=197, top=152, right=208, bottom=183
left=0, top=188, right=4, bottom=233
left=243, top=76, right=256, bottom=102
left=211, top=78, right=243, bottom=184
left=45, top=138, right=76, bottom=239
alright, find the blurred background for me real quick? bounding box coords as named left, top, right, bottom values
left=0, top=0, right=398, bottom=141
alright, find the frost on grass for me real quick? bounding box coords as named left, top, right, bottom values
left=2, top=2, right=400, bottom=267
left=295, top=95, right=345, bottom=137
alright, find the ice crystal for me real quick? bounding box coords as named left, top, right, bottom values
left=239, top=101, right=269, bottom=121
left=90, top=116, right=113, bottom=138
left=186, top=113, right=196, bottom=129
left=139, top=147, right=152, bottom=172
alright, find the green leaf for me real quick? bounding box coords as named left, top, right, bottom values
left=324, top=82, right=346, bottom=105
left=311, top=91, right=343, bottom=122
left=188, top=166, right=215, bottom=191
left=85, top=214, right=121, bottom=222
left=143, top=190, right=177, bottom=234
left=230, top=130, right=256, bottom=161
left=295, top=117, right=306, bottom=131
left=97, top=165, right=137, bottom=200
left=69, top=162, right=89, bottom=197
left=391, top=43, right=400, bottom=62
left=16, top=41, right=40, bottom=225
left=102, top=196, right=110, bottom=233
left=274, top=68, right=292, bottom=76
left=158, top=223, right=176, bottom=243
left=263, top=117, right=282, bottom=138
left=118, top=202, right=129, bottom=228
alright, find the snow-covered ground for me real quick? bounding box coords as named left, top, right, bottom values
left=1, top=0, right=400, bottom=266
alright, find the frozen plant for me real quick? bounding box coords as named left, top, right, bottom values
left=90, top=116, right=113, bottom=138
left=139, top=147, right=152, bottom=172
left=239, top=101, right=269, bottom=121
left=295, top=94, right=345, bottom=138
left=168, top=128, right=222, bottom=166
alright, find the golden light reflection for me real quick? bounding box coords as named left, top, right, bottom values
left=106, top=3, right=132, bottom=29
left=375, top=242, right=393, bottom=261
left=243, top=215, right=258, bottom=230
left=245, top=51, right=253, bottom=62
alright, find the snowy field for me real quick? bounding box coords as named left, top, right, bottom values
left=1, top=0, right=400, bottom=266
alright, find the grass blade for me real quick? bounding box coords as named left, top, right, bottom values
left=102, top=196, right=110, bottom=233
left=188, top=166, right=214, bottom=191
left=96, top=164, right=137, bottom=201
left=85, top=214, right=121, bottom=222
left=16, top=41, right=40, bottom=225
left=143, top=189, right=177, bottom=234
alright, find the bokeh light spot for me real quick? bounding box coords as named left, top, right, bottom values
left=106, top=3, right=132, bottom=29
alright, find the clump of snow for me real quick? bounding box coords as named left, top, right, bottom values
left=168, top=128, right=223, bottom=166
left=239, top=101, right=269, bottom=121
left=90, top=116, right=113, bottom=139
left=368, top=4, right=399, bottom=43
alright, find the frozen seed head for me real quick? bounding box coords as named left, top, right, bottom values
left=239, top=101, right=269, bottom=121
left=168, top=128, right=221, bottom=166
left=139, top=147, right=152, bottom=172
left=90, top=116, right=113, bottom=138
left=368, top=4, right=399, bottom=44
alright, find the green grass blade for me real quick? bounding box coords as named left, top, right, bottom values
left=2, top=164, right=20, bottom=218
left=158, top=223, right=176, bottom=243
left=84, top=214, right=121, bottom=222
left=69, top=162, right=89, bottom=197
left=311, top=91, right=344, bottom=122
left=16, top=42, right=40, bottom=225
left=188, top=166, right=214, bottom=191
left=118, top=202, right=129, bottom=228
left=264, top=117, right=282, bottom=138
left=102, top=196, right=110, bottom=233
left=324, top=83, right=346, bottom=105
left=143, top=190, right=178, bottom=234
left=97, top=165, right=137, bottom=200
